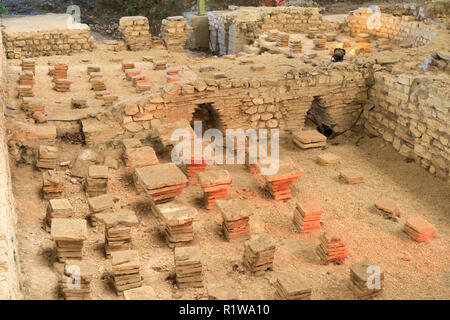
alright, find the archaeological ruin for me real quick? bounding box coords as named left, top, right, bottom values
left=0, top=0, right=449, bottom=302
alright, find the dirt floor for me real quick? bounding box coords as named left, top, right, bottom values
left=10, top=128, right=450, bottom=300
left=3, top=22, right=449, bottom=300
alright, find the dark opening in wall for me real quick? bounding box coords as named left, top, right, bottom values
left=191, top=103, right=221, bottom=136
left=306, top=97, right=334, bottom=138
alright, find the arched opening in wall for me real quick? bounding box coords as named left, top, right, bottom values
left=191, top=103, right=222, bottom=136
left=306, top=97, right=334, bottom=138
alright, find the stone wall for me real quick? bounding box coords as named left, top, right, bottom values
left=2, top=14, right=95, bottom=59
left=119, top=16, right=153, bottom=51
left=160, top=16, right=192, bottom=52
left=346, top=7, right=439, bottom=47
left=0, top=30, right=20, bottom=299
left=208, top=6, right=323, bottom=55
left=117, top=64, right=367, bottom=136
left=364, top=72, right=450, bottom=181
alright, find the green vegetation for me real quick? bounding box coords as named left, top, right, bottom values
left=123, top=2, right=169, bottom=22
left=124, top=5, right=137, bottom=16
left=0, top=4, right=8, bottom=17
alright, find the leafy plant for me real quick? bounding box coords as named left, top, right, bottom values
left=159, top=8, right=168, bottom=20
left=124, top=5, right=137, bottom=16
left=148, top=7, right=157, bottom=19
left=0, top=5, right=8, bottom=17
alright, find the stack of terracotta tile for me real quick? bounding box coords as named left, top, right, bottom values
left=85, top=165, right=109, bottom=197
left=267, top=30, right=278, bottom=42
left=21, top=59, right=36, bottom=73
left=88, top=72, right=103, bottom=82
left=293, top=200, right=323, bottom=233
left=174, top=246, right=203, bottom=289
left=111, top=250, right=143, bottom=295
left=96, top=210, right=139, bottom=257
left=102, top=94, right=119, bottom=107
left=42, top=171, right=65, bottom=199
left=258, top=158, right=304, bottom=201
left=60, top=260, right=94, bottom=300
left=404, top=217, right=436, bottom=242
left=274, top=274, right=312, bottom=300
left=71, top=97, right=89, bottom=109
left=349, top=261, right=384, bottom=299
left=136, top=82, right=152, bottom=93
left=53, top=63, right=68, bottom=79
left=17, top=85, right=33, bottom=98
left=19, top=71, right=34, bottom=87
left=22, top=97, right=45, bottom=113
left=134, top=163, right=187, bottom=203
left=293, top=130, right=327, bottom=149
left=313, top=34, right=327, bottom=49
left=87, top=64, right=101, bottom=74
left=124, top=146, right=159, bottom=169
left=51, top=218, right=87, bottom=262
left=90, top=77, right=106, bottom=91
left=217, top=199, right=253, bottom=241
left=198, top=170, right=233, bottom=210
left=154, top=60, right=167, bottom=70
left=36, top=145, right=58, bottom=170
left=87, top=194, right=114, bottom=226
left=53, top=63, right=71, bottom=92
left=122, top=61, right=135, bottom=71
left=44, top=198, right=73, bottom=232
left=339, top=169, right=364, bottom=184
left=158, top=203, right=198, bottom=248
left=54, top=79, right=71, bottom=92
left=166, top=67, right=181, bottom=83
left=131, top=73, right=146, bottom=85
left=276, top=32, right=289, bottom=47
left=125, top=68, right=141, bottom=80
left=316, top=232, right=347, bottom=265
left=179, top=139, right=213, bottom=185
left=289, top=39, right=303, bottom=53
left=243, top=234, right=275, bottom=272
left=374, top=198, right=401, bottom=219
left=95, top=90, right=111, bottom=100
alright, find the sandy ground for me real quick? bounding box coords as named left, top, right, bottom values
left=4, top=38, right=449, bottom=300
left=10, top=130, right=450, bottom=300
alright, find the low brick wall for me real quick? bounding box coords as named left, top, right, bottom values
left=364, top=72, right=449, bottom=181
left=161, top=16, right=192, bottom=52
left=346, top=7, right=439, bottom=46
left=2, top=14, right=95, bottom=59
left=208, top=7, right=324, bottom=55
left=119, top=16, right=152, bottom=51
left=0, top=30, right=20, bottom=299
left=117, top=65, right=368, bottom=135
